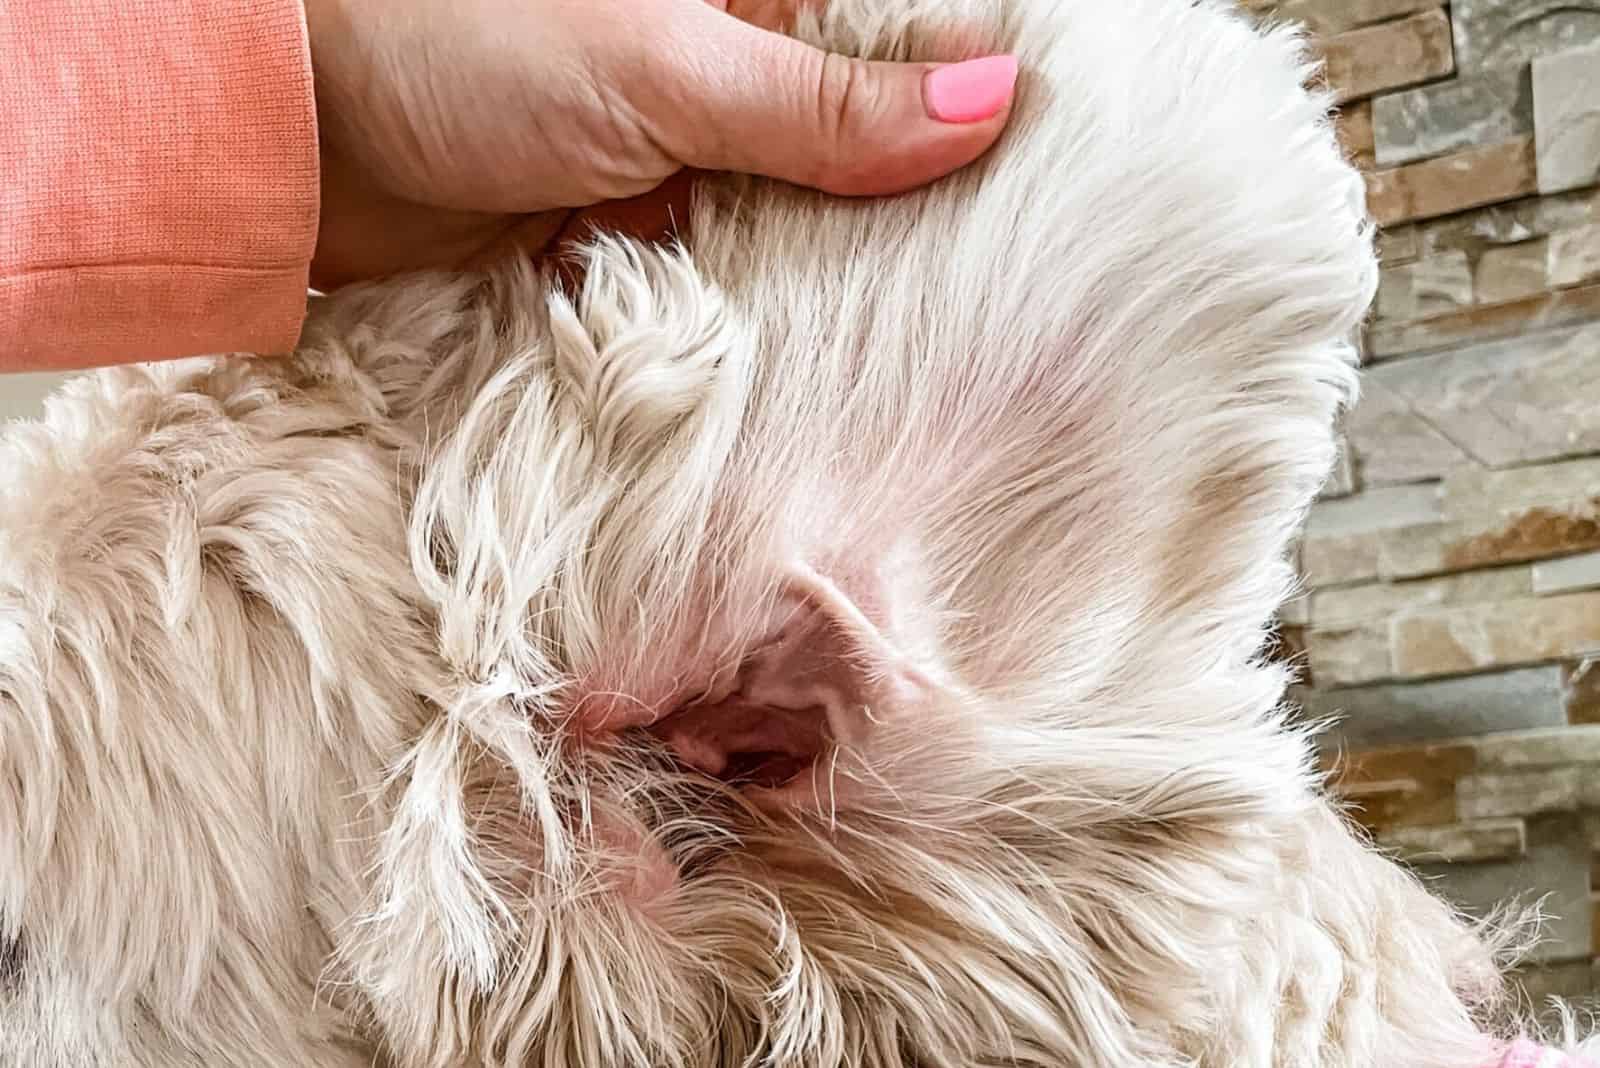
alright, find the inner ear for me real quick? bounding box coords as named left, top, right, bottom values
left=648, top=563, right=950, bottom=806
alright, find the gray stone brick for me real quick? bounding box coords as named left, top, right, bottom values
left=1365, top=281, right=1600, bottom=360
left=1344, top=377, right=1471, bottom=487
left=1306, top=483, right=1444, bottom=538
left=1307, top=666, right=1566, bottom=748
left=1534, top=44, right=1600, bottom=193
left=1378, top=818, right=1526, bottom=863
left=1452, top=0, right=1600, bottom=74
left=1374, top=66, right=1533, bottom=167
left=1365, top=322, right=1600, bottom=468
left=1417, top=186, right=1600, bottom=256
left=1534, top=551, right=1600, bottom=594
left=1415, top=819, right=1591, bottom=963
left=1511, top=959, right=1600, bottom=1019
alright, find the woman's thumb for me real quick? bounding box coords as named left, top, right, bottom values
left=664, top=13, right=1017, bottom=195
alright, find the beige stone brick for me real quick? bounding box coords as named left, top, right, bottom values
left=1457, top=766, right=1583, bottom=819
left=1441, top=458, right=1600, bottom=521
left=1365, top=137, right=1537, bottom=227
left=1257, top=0, right=1444, bottom=36
left=1320, top=443, right=1356, bottom=499
left=1301, top=484, right=1442, bottom=586
left=1474, top=239, right=1550, bottom=304
left=1550, top=222, right=1600, bottom=288
left=1280, top=589, right=1312, bottom=627
left=1375, top=251, right=1474, bottom=321
left=1379, top=505, right=1600, bottom=581
left=1328, top=738, right=1476, bottom=829
left=1333, top=740, right=1480, bottom=781
left=1321, top=9, right=1455, bottom=104
left=1301, top=530, right=1383, bottom=587
left=1378, top=224, right=1422, bottom=265
left=1305, top=622, right=1392, bottom=686
left=1268, top=623, right=1312, bottom=685
left=1391, top=593, right=1600, bottom=678
left=1472, top=725, right=1600, bottom=769
left=1335, top=99, right=1377, bottom=170
left=1567, top=659, right=1600, bottom=724
left=1311, top=567, right=1532, bottom=627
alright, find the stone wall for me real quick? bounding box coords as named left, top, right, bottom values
left=1243, top=0, right=1600, bottom=1005
left=0, top=374, right=70, bottom=423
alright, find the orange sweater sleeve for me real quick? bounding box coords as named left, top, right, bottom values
left=0, top=1, right=319, bottom=371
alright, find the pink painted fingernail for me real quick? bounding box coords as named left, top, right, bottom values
left=923, top=54, right=1019, bottom=124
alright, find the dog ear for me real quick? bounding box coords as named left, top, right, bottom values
left=647, top=560, right=959, bottom=808
left=573, top=552, right=966, bottom=812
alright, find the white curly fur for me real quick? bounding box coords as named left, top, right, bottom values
left=0, top=0, right=1575, bottom=1064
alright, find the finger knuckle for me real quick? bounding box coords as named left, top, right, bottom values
left=814, top=52, right=869, bottom=154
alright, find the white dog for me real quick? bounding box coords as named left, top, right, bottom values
left=0, top=0, right=1578, bottom=1065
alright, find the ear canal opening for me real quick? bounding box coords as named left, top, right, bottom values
left=647, top=562, right=952, bottom=805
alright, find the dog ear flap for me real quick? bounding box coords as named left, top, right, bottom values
left=646, top=559, right=962, bottom=809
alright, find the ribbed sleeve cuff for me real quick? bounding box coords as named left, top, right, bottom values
left=0, top=264, right=311, bottom=372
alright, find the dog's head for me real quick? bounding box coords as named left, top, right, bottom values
left=0, top=2, right=1515, bottom=1066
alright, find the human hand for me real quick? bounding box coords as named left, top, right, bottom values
left=304, top=0, right=1017, bottom=290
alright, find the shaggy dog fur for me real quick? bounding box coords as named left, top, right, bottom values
left=0, top=0, right=1580, bottom=1064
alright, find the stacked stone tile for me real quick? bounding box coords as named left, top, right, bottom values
left=1242, top=0, right=1600, bottom=1003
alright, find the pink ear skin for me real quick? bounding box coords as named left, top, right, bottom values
left=655, top=561, right=961, bottom=811
left=590, top=805, right=682, bottom=909
left=571, top=557, right=961, bottom=814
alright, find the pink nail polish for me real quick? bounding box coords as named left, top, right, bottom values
left=923, top=54, right=1019, bottom=124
